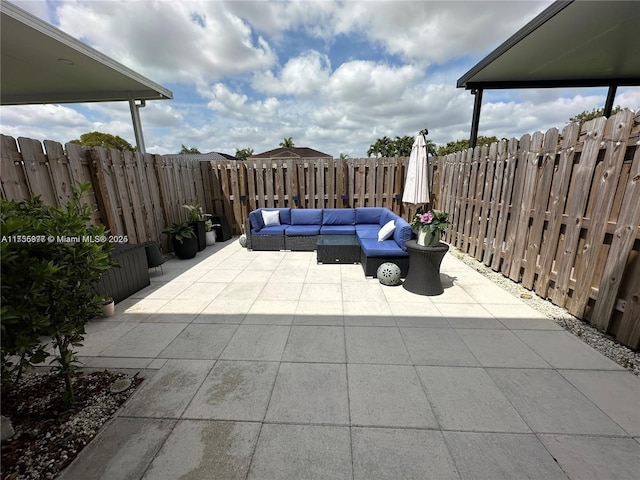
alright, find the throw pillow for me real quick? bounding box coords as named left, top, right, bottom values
left=262, top=210, right=281, bottom=226
left=378, top=220, right=395, bottom=241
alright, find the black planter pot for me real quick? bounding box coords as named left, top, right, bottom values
left=190, top=221, right=206, bottom=251
left=172, top=236, right=198, bottom=259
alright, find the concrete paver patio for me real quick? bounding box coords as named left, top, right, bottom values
left=61, top=239, right=640, bottom=480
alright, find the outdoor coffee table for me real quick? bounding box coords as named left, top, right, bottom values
left=403, top=240, right=449, bottom=295
left=317, top=235, right=361, bottom=264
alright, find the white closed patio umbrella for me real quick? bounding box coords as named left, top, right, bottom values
left=402, top=131, right=430, bottom=208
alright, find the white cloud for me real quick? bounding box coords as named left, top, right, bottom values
left=55, top=1, right=277, bottom=83
left=4, top=0, right=638, bottom=160
left=253, top=51, right=331, bottom=96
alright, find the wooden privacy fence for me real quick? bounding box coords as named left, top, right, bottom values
left=2, top=110, right=638, bottom=348
left=0, top=135, right=207, bottom=252
left=204, top=156, right=425, bottom=236
left=435, top=110, right=640, bottom=349
left=0, top=135, right=424, bottom=250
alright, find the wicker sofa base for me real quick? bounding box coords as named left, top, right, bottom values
left=360, top=250, right=410, bottom=278
left=285, top=235, right=319, bottom=251
left=249, top=234, right=285, bottom=251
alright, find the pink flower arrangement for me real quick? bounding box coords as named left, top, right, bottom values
left=410, top=209, right=450, bottom=236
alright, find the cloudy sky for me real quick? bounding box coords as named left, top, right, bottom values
left=2, top=0, right=639, bottom=158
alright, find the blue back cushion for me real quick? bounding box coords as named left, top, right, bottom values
left=273, top=208, right=291, bottom=225
left=379, top=209, right=397, bottom=226
left=393, top=217, right=413, bottom=251
left=355, top=207, right=385, bottom=225
left=291, top=208, right=323, bottom=225
left=249, top=210, right=265, bottom=231
left=322, top=209, right=355, bottom=225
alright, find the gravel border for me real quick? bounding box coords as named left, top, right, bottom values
left=449, top=247, right=640, bottom=376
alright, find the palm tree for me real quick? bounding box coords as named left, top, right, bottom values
left=394, top=136, right=414, bottom=157
left=425, top=140, right=437, bottom=157
left=279, top=137, right=295, bottom=148
left=367, top=136, right=392, bottom=157
left=179, top=144, right=200, bottom=154
left=235, top=148, right=254, bottom=160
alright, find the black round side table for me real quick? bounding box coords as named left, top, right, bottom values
left=402, top=240, right=450, bottom=295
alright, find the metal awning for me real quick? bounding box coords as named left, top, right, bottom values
left=457, top=0, right=640, bottom=147
left=1, top=1, right=173, bottom=154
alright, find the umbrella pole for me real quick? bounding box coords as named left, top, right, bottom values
left=420, top=128, right=430, bottom=209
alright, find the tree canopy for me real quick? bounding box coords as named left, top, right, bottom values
left=235, top=148, right=254, bottom=160
left=436, top=136, right=499, bottom=156
left=179, top=145, right=201, bottom=154
left=279, top=137, right=295, bottom=148
left=367, top=135, right=436, bottom=157
left=569, top=106, right=622, bottom=127
left=69, top=132, right=134, bottom=152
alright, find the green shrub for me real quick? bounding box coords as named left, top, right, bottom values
left=1, top=183, right=113, bottom=404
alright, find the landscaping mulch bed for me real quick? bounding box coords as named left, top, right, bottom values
left=1, top=370, right=142, bottom=480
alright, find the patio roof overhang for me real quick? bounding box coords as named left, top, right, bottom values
left=0, top=1, right=173, bottom=154
left=457, top=0, right=640, bottom=147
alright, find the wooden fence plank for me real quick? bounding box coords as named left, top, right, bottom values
left=491, top=138, right=518, bottom=271
left=230, top=161, right=243, bottom=229
left=1, top=135, right=31, bottom=200
left=483, top=142, right=502, bottom=265
left=509, top=132, right=544, bottom=281
left=87, top=147, right=120, bottom=234
left=122, top=150, right=147, bottom=242
left=450, top=151, right=464, bottom=247
left=110, top=149, right=137, bottom=241
left=454, top=150, right=471, bottom=249
left=501, top=134, right=530, bottom=275
left=17, top=137, right=57, bottom=205
left=469, top=146, right=486, bottom=257
left=43, top=140, right=74, bottom=206
left=141, top=154, right=165, bottom=248
left=569, top=110, right=634, bottom=318
left=615, top=257, right=640, bottom=349
left=552, top=117, right=608, bottom=306
left=535, top=123, right=580, bottom=296
left=522, top=128, right=559, bottom=289
left=475, top=145, right=494, bottom=261
left=592, top=138, right=640, bottom=334
left=462, top=148, right=478, bottom=253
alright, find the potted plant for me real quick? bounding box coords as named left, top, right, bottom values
left=163, top=222, right=197, bottom=259
left=205, top=219, right=216, bottom=246
left=410, top=209, right=450, bottom=247
left=183, top=204, right=206, bottom=251
left=102, top=297, right=115, bottom=317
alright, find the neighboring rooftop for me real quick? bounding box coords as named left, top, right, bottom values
left=174, top=151, right=238, bottom=161
left=250, top=147, right=332, bottom=159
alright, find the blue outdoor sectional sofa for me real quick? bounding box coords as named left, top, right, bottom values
left=245, top=207, right=413, bottom=277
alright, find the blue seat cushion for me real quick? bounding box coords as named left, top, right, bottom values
left=355, top=207, right=385, bottom=225
left=355, top=224, right=381, bottom=238
left=286, top=225, right=321, bottom=236
left=320, top=225, right=356, bottom=235
left=254, top=225, right=287, bottom=235
left=323, top=209, right=355, bottom=225
left=359, top=238, right=409, bottom=257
